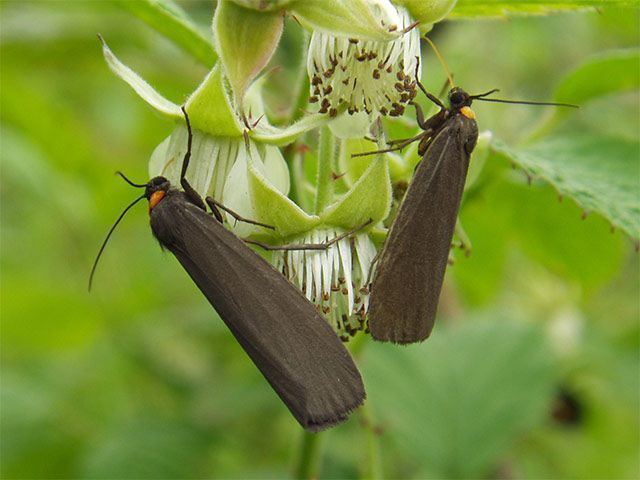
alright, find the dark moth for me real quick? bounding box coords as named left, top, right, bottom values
left=368, top=87, right=479, bottom=344
left=91, top=108, right=365, bottom=431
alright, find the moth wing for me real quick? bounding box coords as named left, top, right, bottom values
left=369, top=115, right=478, bottom=344
left=151, top=193, right=365, bottom=431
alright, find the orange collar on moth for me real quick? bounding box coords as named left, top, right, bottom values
left=460, top=106, right=476, bottom=120
left=148, top=190, right=166, bottom=213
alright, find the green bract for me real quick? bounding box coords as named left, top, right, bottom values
left=246, top=139, right=391, bottom=238
left=229, top=0, right=296, bottom=11
left=97, top=0, right=470, bottom=327
left=291, top=0, right=405, bottom=41
left=213, top=1, right=284, bottom=102
left=394, top=0, right=458, bottom=31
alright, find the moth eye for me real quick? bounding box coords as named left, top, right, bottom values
left=450, top=91, right=464, bottom=106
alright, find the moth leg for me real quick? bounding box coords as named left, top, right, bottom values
left=387, top=131, right=426, bottom=146
left=205, top=197, right=275, bottom=230
left=414, top=56, right=445, bottom=109
left=363, top=248, right=383, bottom=289
left=409, top=101, right=429, bottom=130
left=244, top=219, right=372, bottom=251
left=417, top=135, right=433, bottom=157
left=351, top=135, right=425, bottom=158
left=179, top=106, right=207, bottom=211
left=204, top=198, right=224, bottom=224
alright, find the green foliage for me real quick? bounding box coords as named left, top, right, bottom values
left=364, top=319, right=557, bottom=478
left=1, top=1, right=638, bottom=479
left=115, top=0, right=217, bottom=66
left=493, top=135, right=640, bottom=240
left=452, top=0, right=639, bottom=18
left=554, top=49, right=640, bottom=108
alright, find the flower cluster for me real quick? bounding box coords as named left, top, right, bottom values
left=307, top=6, right=420, bottom=117
left=274, top=229, right=378, bottom=339
left=99, top=0, right=459, bottom=338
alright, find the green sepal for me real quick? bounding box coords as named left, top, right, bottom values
left=98, top=35, right=181, bottom=118
left=340, top=138, right=405, bottom=187
left=394, top=0, right=457, bottom=31
left=290, top=0, right=402, bottom=41
left=185, top=64, right=243, bottom=137
left=213, top=0, right=284, bottom=100
left=246, top=141, right=320, bottom=237
left=229, top=0, right=295, bottom=11
left=321, top=153, right=392, bottom=230
left=250, top=113, right=331, bottom=146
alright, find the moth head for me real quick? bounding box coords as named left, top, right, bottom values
left=145, top=176, right=171, bottom=211
left=448, top=87, right=472, bottom=111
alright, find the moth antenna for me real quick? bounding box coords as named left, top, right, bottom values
left=88, top=194, right=146, bottom=291
left=423, top=36, right=454, bottom=89
left=473, top=96, right=579, bottom=108
left=116, top=171, right=146, bottom=188
left=470, top=89, right=501, bottom=99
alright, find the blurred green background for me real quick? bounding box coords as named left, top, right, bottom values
left=1, top=1, right=638, bottom=479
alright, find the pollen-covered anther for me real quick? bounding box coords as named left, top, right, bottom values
left=306, top=5, right=420, bottom=117
left=273, top=228, right=377, bottom=340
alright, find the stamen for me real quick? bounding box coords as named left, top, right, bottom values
left=307, top=6, right=420, bottom=117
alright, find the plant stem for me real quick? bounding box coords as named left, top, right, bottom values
left=294, top=430, right=324, bottom=480
left=360, top=402, right=383, bottom=479
left=314, top=125, right=336, bottom=214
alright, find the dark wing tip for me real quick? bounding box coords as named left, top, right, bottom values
left=369, top=317, right=433, bottom=345
left=302, top=388, right=367, bottom=432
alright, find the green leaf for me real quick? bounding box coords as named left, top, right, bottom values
left=98, top=35, right=181, bottom=118
left=549, top=49, right=640, bottom=134
left=114, top=0, right=217, bottom=66
left=509, top=181, right=626, bottom=286
left=213, top=0, right=284, bottom=99
left=455, top=173, right=626, bottom=303
left=555, top=49, right=640, bottom=106
left=492, top=134, right=640, bottom=240
left=321, top=154, right=392, bottom=230
left=363, top=318, right=557, bottom=479
left=81, top=420, right=205, bottom=478
left=185, top=64, right=243, bottom=137
left=291, top=0, right=400, bottom=41
left=451, top=0, right=638, bottom=18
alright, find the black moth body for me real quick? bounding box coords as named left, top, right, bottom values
left=146, top=181, right=365, bottom=431
left=90, top=106, right=366, bottom=432
left=368, top=87, right=479, bottom=344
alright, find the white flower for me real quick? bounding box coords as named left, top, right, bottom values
left=149, top=125, right=290, bottom=237
left=274, top=228, right=378, bottom=340
left=306, top=5, right=420, bottom=117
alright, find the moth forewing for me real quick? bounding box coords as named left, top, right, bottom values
left=368, top=114, right=478, bottom=344
left=149, top=188, right=366, bottom=431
